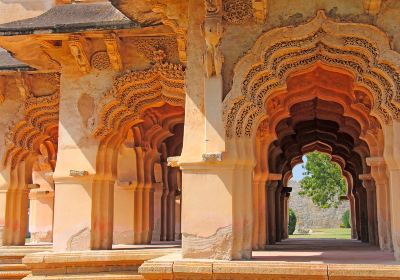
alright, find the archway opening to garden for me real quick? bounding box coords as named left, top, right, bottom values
left=288, top=152, right=352, bottom=240
left=249, top=64, right=396, bottom=263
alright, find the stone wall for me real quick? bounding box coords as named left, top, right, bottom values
left=288, top=180, right=349, bottom=232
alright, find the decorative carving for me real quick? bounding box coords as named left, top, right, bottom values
left=15, top=73, right=29, bottom=99
left=252, top=0, right=268, bottom=24
left=223, top=0, right=253, bottom=24
left=151, top=4, right=188, bottom=64
left=167, top=156, right=180, bottom=167
left=68, top=36, right=90, bottom=73
left=70, top=170, right=89, bottom=177
left=223, top=11, right=400, bottom=138
left=90, top=51, right=111, bottom=71
left=355, top=91, right=372, bottom=110
left=256, top=118, right=269, bottom=138
left=3, top=73, right=60, bottom=169
left=205, top=0, right=222, bottom=15
left=202, top=152, right=223, bottom=162
left=104, top=33, right=123, bottom=71
left=363, top=0, right=382, bottom=15
left=202, top=0, right=224, bottom=77
left=132, top=36, right=179, bottom=62
left=93, top=50, right=185, bottom=138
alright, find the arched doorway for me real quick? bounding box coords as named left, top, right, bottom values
left=221, top=11, right=400, bottom=260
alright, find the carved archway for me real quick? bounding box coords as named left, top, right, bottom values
left=2, top=78, right=59, bottom=246
left=223, top=10, right=400, bottom=139
left=221, top=11, right=399, bottom=256
left=91, top=51, right=185, bottom=249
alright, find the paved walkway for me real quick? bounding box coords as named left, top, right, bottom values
left=252, top=238, right=399, bottom=264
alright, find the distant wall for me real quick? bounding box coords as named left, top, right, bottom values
left=288, top=180, right=349, bottom=232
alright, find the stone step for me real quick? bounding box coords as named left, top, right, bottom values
left=0, top=269, right=30, bottom=279
left=25, top=271, right=144, bottom=280
left=0, top=263, right=28, bottom=271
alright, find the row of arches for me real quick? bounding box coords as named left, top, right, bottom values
left=252, top=65, right=387, bottom=252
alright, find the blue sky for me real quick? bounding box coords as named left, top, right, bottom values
left=291, top=155, right=307, bottom=181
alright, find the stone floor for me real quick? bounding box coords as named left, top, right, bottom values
left=252, top=238, right=399, bottom=264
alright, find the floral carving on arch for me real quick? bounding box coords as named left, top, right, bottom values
left=93, top=51, right=185, bottom=139
left=223, top=10, right=400, bottom=139
left=4, top=75, right=59, bottom=169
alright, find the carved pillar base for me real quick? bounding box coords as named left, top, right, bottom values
left=181, top=160, right=253, bottom=260
left=29, top=191, right=54, bottom=244
left=113, top=185, right=135, bottom=245
left=53, top=176, right=94, bottom=251
left=0, top=189, right=6, bottom=245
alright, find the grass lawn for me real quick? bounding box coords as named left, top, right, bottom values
left=290, top=228, right=351, bottom=239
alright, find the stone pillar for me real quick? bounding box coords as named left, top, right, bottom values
left=152, top=181, right=163, bottom=242
left=3, top=161, right=33, bottom=246
left=29, top=169, right=54, bottom=243
left=266, top=181, right=279, bottom=245
left=29, top=191, right=54, bottom=243
left=252, top=134, right=274, bottom=250
left=283, top=194, right=289, bottom=239
left=360, top=174, right=378, bottom=246
left=167, top=167, right=178, bottom=241
left=53, top=70, right=115, bottom=251
left=113, top=184, right=135, bottom=244
left=0, top=191, right=5, bottom=245
left=343, top=171, right=358, bottom=239
left=367, top=157, right=392, bottom=251
left=275, top=183, right=283, bottom=243
left=355, top=184, right=369, bottom=243
left=349, top=194, right=358, bottom=239
left=252, top=176, right=267, bottom=249
left=175, top=195, right=181, bottom=240
left=180, top=152, right=254, bottom=260
left=383, top=120, right=400, bottom=259
left=113, top=137, right=137, bottom=245
left=160, top=161, right=169, bottom=241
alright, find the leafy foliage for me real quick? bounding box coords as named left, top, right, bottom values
left=288, top=208, right=297, bottom=235
left=342, top=209, right=351, bottom=228
left=300, top=151, right=346, bottom=208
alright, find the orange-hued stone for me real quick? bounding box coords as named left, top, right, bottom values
left=0, top=1, right=399, bottom=279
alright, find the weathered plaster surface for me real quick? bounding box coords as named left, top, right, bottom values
left=182, top=224, right=233, bottom=260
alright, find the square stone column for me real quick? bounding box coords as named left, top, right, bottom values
left=52, top=176, right=93, bottom=251
left=180, top=159, right=253, bottom=260
left=52, top=69, right=115, bottom=251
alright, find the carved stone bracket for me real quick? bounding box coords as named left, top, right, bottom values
left=15, top=73, right=29, bottom=99
left=151, top=3, right=188, bottom=64
left=252, top=0, right=268, bottom=24
left=202, top=0, right=224, bottom=78
left=68, top=35, right=91, bottom=73
left=363, top=0, right=382, bottom=15
left=104, top=33, right=123, bottom=71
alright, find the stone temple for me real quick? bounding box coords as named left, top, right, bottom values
left=0, top=0, right=399, bottom=279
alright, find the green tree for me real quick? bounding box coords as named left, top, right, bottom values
left=300, top=151, right=346, bottom=208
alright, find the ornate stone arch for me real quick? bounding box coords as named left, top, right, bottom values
left=93, top=51, right=185, bottom=139
left=90, top=51, right=185, bottom=249
left=223, top=10, right=400, bottom=139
